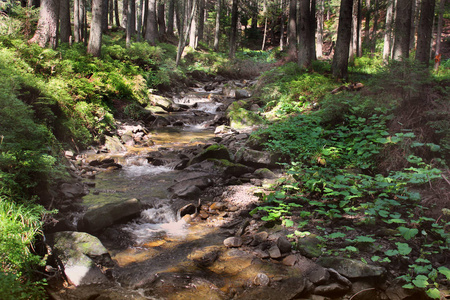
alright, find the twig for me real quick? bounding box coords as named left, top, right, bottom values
left=349, top=288, right=376, bottom=300
left=441, top=174, right=450, bottom=186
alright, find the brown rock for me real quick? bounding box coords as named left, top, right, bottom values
left=224, top=237, right=243, bottom=248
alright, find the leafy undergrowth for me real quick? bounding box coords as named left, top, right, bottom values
left=250, top=59, right=450, bottom=298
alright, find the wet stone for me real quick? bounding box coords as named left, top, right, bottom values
left=224, top=237, right=243, bottom=248
left=282, top=255, right=298, bottom=266
left=251, top=231, right=269, bottom=246
left=268, top=245, right=282, bottom=259
left=314, top=282, right=350, bottom=297
left=277, top=236, right=292, bottom=254
left=253, top=273, right=270, bottom=286
left=309, top=267, right=330, bottom=285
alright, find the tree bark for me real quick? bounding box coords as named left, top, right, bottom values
left=279, top=0, right=286, bottom=51
left=309, top=0, right=316, bottom=60
left=189, top=0, right=197, bottom=48
left=363, top=0, right=370, bottom=49
left=349, top=0, right=358, bottom=63
left=316, top=0, right=324, bottom=58
left=29, top=0, right=60, bottom=49
left=109, top=0, right=113, bottom=25
left=409, top=0, right=418, bottom=50
left=176, top=0, right=196, bottom=65
left=288, top=0, right=297, bottom=59
left=382, top=0, right=394, bottom=63
left=59, top=0, right=70, bottom=44
left=370, top=0, right=378, bottom=54
left=137, top=0, right=144, bottom=40
left=102, top=0, right=109, bottom=32
left=167, top=0, right=175, bottom=36
left=126, top=0, right=132, bottom=47
left=229, top=0, right=238, bottom=58
left=415, top=0, right=436, bottom=65
left=130, top=0, right=136, bottom=35
left=198, top=0, right=205, bottom=43
left=298, top=0, right=313, bottom=68
left=214, top=0, right=221, bottom=51
left=434, top=0, right=446, bottom=70
left=114, top=0, right=120, bottom=27
left=392, top=0, right=412, bottom=60
left=88, top=0, right=104, bottom=57
left=332, top=0, right=353, bottom=79
left=123, top=0, right=128, bottom=28
left=158, top=1, right=166, bottom=39
left=145, top=0, right=158, bottom=45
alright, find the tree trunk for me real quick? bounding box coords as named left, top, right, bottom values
left=309, top=0, right=316, bottom=60
left=298, top=0, right=313, bottom=68
left=316, top=0, right=324, bottom=58
left=102, top=0, right=109, bottom=32
left=130, top=0, right=136, bottom=34
left=158, top=2, right=166, bottom=39
left=198, top=0, right=205, bottom=42
left=88, top=0, right=103, bottom=57
left=349, top=0, right=358, bottom=63
left=280, top=0, right=286, bottom=51
left=392, top=0, right=412, bottom=60
left=415, top=0, right=436, bottom=65
left=59, top=0, right=70, bottom=43
left=176, top=0, right=197, bottom=65
left=262, top=17, right=268, bottom=51
left=382, top=0, right=394, bottom=63
left=123, top=0, right=128, bottom=28
left=145, top=0, right=158, bottom=45
left=137, top=0, right=144, bottom=40
left=288, top=0, right=297, bottom=59
left=214, top=0, right=221, bottom=51
left=109, top=0, right=113, bottom=25
left=409, top=0, right=418, bottom=50
left=370, top=0, right=378, bottom=54
left=229, top=0, right=238, bottom=58
left=29, top=0, right=60, bottom=48
left=363, top=0, right=370, bottom=49
left=126, top=0, right=132, bottom=47
left=114, top=0, right=120, bottom=27
left=331, top=0, right=353, bottom=79
left=434, top=0, right=445, bottom=70
left=189, top=0, right=197, bottom=48
left=167, top=0, right=175, bottom=36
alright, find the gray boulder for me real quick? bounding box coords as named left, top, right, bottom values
left=317, top=257, right=386, bottom=279
left=48, top=231, right=113, bottom=286
left=169, top=176, right=213, bottom=199
left=189, top=144, right=233, bottom=166
left=105, top=135, right=127, bottom=153
left=78, top=198, right=142, bottom=233
left=235, top=148, right=278, bottom=168
left=149, top=94, right=174, bottom=111
left=60, top=182, right=87, bottom=199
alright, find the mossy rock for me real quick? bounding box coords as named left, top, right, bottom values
left=149, top=94, right=174, bottom=111
left=227, top=100, right=263, bottom=129
left=295, top=234, right=323, bottom=258
left=208, top=159, right=253, bottom=177
left=145, top=105, right=167, bottom=114
left=189, top=144, right=233, bottom=166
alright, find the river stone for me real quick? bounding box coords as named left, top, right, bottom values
left=146, top=105, right=167, bottom=114
left=189, top=144, right=233, bottom=165
left=313, top=282, right=350, bottom=297
left=234, top=276, right=306, bottom=300
left=268, top=245, right=282, bottom=259
left=296, top=234, right=323, bottom=258
left=178, top=203, right=197, bottom=217
left=224, top=237, right=243, bottom=248
left=60, top=182, right=87, bottom=199
left=78, top=198, right=142, bottom=233
left=105, top=135, right=126, bottom=153
left=169, top=176, right=213, bottom=199
left=282, top=255, right=298, bottom=266
left=251, top=231, right=269, bottom=246
left=152, top=115, right=170, bottom=127
left=235, top=89, right=251, bottom=100
left=328, top=267, right=352, bottom=286
left=253, top=273, right=270, bottom=286
left=120, top=131, right=135, bottom=146
left=149, top=94, right=174, bottom=111
left=277, top=236, right=292, bottom=254
left=235, top=148, right=277, bottom=168
left=49, top=231, right=112, bottom=286
left=317, top=257, right=386, bottom=279
left=309, top=267, right=330, bottom=285
left=254, top=168, right=277, bottom=179
left=209, top=159, right=254, bottom=177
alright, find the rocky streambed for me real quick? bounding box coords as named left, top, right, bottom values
left=43, top=78, right=429, bottom=300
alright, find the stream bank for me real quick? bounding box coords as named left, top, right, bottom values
left=43, top=77, right=430, bottom=300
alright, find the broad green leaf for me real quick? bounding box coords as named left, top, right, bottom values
left=396, top=242, right=412, bottom=255
left=354, top=236, right=376, bottom=243
left=402, top=283, right=414, bottom=289
left=371, top=256, right=380, bottom=262
left=385, top=250, right=399, bottom=256
left=283, top=219, right=294, bottom=227
left=412, top=275, right=429, bottom=288
left=398, top=227, right=419, bottom=240
left=327, top=232, right=346, bottom=239
left=426, top=288, right=441, bottom=299
left=438, top=266, right=450, bottom=280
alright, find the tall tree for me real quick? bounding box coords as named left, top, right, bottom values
left=382, top=0, right=394, bottom=63
left=415, top=0, right=436, bottom=65
left=114, top=0, right=120, bottom=27
left=29, top=0, right=60, bottom=48
left=145, top=0, right=158, bottom=45
left=229, top=0, right=239, bottom=58
left=109, top=0, right=113, bottom=25
left=88, top=0, right=104, bottom=57
left=316, top=0, right=324, bottom=58
left=349, top=0, right=360, bottom=62
left=59, top=0, right=71, bottom=43
left=214, top=0, right=221, bottom=52
left=137, top=0, right=144, bottom=40
left=102, top=0, right=109, bottom=32
left=280, top=0, right=286, bottom=51
left=370, top=0, right=378, bottom=54
left=392, top=0, right=413, bottom=60
left=176, top=0, right=197, bottom=65
left=288, top=0, right=297, bottom=60
left=189, top=0, right=198, bottom=48
left=332, top=0, right=353, bottom=79
left=157, top=1, right=166, bottom=38
left=309, top=0, right=317, bottom=59
left=363, top=0, right=371, bottom=48
left=198, top=0, right=205, bottom=43
left=298, top=0, right=314, bottom=68
left=167, top=0, right=175, bottom=36
left=126, top=0, right=132, bottom=47
left=434, top=0, right=447, bottom=70
left=130, top=0, right=136, bottom=35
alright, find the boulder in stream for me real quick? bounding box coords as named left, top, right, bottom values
left=48, top=231, right=113, bottom=286
left=235, top=148, right=278, bottom=168
left=78, top=198, right=142, bottom=233
left=169, top=176, right=213, bottom=199
left=189, top=144, right=233, bottom=166
left=317, top=257, right=386, bottom=279
left=149, top=94, right=174, bottom=111
left=105, top=135, right=127, bottom=153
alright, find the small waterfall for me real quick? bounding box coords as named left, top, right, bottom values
left=123, top=204, right=188, bottom=245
